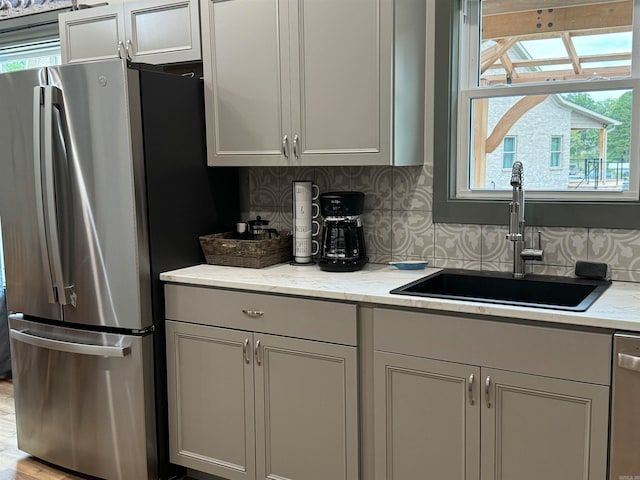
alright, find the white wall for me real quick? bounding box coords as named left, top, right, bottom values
left=485, top=96, right=571, bottom=190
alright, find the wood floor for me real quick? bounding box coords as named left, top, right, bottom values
left=0, top=380, right=91, bottom=480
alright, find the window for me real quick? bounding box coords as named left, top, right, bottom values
left=433, top=0, right=640, bottom=228
left=502, top=136, right=516, bottom=169
left=0, top=40, right=61, bottom=72
left=456, top=0, right=638, bottom=201
left=550, top=136, right=562, bottom=168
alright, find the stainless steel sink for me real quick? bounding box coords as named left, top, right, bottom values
left=390, top=269, right=611, bottom=311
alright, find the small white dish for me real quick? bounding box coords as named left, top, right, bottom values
left=388, top=261, right=429, bottom=270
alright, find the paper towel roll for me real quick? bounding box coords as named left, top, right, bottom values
left=292, top=180, right=318, bottom=263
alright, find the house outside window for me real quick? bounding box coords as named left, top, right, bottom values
left=502, top=136, right=516, bottom=169
left=551, top=136, right=562, bottom=168
left=457, top=0, right=638, bottom=201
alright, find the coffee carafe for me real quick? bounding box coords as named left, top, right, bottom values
left=318, top=191, right=368, bottom=272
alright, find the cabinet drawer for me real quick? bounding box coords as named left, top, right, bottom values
left=165, top=284, right=357, bottom=346
left=373, top=308, right=612, bottom=385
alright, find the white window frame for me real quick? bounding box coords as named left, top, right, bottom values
left=550, top=135, right=562, bottom=169
left=502, top=135, right=516, bottom=169
left=456, top=0, right=640, bottom=202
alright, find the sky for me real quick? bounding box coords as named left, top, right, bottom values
left=516, top=32, right=633, bottom=101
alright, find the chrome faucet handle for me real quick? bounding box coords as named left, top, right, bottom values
left=521, top=230, right=544, bottom=262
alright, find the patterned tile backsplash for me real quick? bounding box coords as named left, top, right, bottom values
left=244, top=165, right=640, bottom=282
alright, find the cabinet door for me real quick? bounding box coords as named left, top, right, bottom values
left=287, top=0, right=392, bottom=166
left=202, top=0, right=291, bottom=166
left=481, top=368, right=609, bottom=480
left=166, top=321, right=256, bottom=480
left=59, top=6, right=124, bottom=64
left=374, top=351, right=480, bottom=480
left=124, top=0, right=201, bottom=64
left=254, top=333, right=359, bottom=480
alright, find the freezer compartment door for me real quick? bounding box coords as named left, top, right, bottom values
left=0, top=68, right=62, bottom=321
left=8, top=316, right=157, bottom=480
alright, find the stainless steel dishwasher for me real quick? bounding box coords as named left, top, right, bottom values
left=610, top=333, right=640, bottom=480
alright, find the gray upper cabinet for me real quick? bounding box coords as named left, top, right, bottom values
left=59, top=0, right=201, bottom=65
left=201, top=0, right=427, bottom=167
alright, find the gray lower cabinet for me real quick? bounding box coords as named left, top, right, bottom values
left=164, top=285, right=359, bottom=480
left=481, top=368, right=609, bottom=480
left=166, top=321, right=254, bottom=479
left=373, top=307, right=611, bottom=480
left=374, top=352, right=480, bottom=480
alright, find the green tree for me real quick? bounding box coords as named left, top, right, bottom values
left=563, top=91, right=632, bottom=165
left=4, top=61, right=26, bottom=72
left=564, top=92, right=604, bottom=114
left=605, top=91, right=632, bottom=163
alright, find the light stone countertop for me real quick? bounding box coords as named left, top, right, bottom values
left=160, top=263, right=640, bottom=332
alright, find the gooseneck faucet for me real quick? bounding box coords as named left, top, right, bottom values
left=506, top=162, right=543, bottom=278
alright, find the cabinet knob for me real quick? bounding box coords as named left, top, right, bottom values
left=468, top=374, right=475, bottom=405
left=242, top=309, right=264, bottom=318
left=282, top=135, right=289, bottom=158
left=117, top=41, right=124, bottom=59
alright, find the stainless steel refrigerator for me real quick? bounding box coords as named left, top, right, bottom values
left=0, top=60, right=238, bottom=479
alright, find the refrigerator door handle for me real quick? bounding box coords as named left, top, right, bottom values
left=33, top=86, right=58, bottom=305
left=42, top=86, right=71, bottom=306
left=10, top=328, right=131, bottom=358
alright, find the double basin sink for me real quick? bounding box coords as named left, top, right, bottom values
left=390, top=269, right=611, bottom=312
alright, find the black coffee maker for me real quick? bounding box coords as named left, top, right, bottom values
left=318, top=191, right=368, bottom=272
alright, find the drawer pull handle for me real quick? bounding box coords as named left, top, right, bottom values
left=468, top=374, right=475, bottom=405
left=485, top=376, right=492, bottom=408
left=242, top=309, right=264, bottom=318
left=243, top=338, right=250, bottom=364
left=255, top=339, right=262, bottom=365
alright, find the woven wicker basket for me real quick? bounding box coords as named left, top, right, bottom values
left=199, top=232, right=292, bottom=268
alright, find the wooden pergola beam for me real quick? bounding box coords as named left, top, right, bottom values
left=489, top=25, right=631, bottom=42
left=473, top=99, right=489, bottom=188
left=500, top=53, right=518, bottom=79
left=482, top=65, right=630, bottom=84
left=485, top=95, right=549, bottom=154
left=561, top=32, right=582, bottom=74
left=481, top=38, right=518, bottom=74
left=483, top=0, right=625, bottom=16
left=509, top=52, right=631, bottom=68
left=482, top=1, right=632, bottom=40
